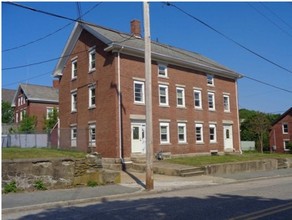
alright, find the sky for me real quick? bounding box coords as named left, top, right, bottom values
left=2, top=1, right=292, bottom=114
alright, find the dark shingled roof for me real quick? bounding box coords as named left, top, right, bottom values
left=53, top=22, right=242, bottom=79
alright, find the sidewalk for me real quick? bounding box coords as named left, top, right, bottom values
left=2, top=168, right=292, bottom=214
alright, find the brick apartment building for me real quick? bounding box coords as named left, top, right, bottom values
left=53, top=20, right=242, bottom=162
left=12, top=83, right=59, bottom=132
left=269, top=107, right=292, bottom=153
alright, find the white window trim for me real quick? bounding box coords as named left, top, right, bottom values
left=71, top=91, right=77, bottom=112
left=195, top=123, right=204, bottom=144
left=88, top=86, right=96, bottom=108
left=89, top=48, right=96, bottom=72
left=176, top=87, right=185, bottom=108
left=209, top=124, right=217, bottom=143
left=158, top=64, right=168, bottom=78
left=178, top=123, right=187, bottom=144
left=89, top=123, right=96, bottom=147
left=207, top=74, right=214, bottom=86
left=71, top=126, right=77, bottom=147
left=194, top=90, right=202, bottom=109
left=134, top=81, right=145, bottom=104
left=282, top=123, right=288, bottom=134
left=283, top=139, right=290, bottom=151
left=223, top=95, right=230, bottom=112
left=208, top=92, right=216, bottom=111
left=46, top=107, right=54, bottom=119
left=160, top=122, right=170, bottom=144
left=71, top=59, right=77, bottom=79
left=159, top=84, right=169, bottom=106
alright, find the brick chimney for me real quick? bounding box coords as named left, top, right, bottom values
left=53, top=80, right=59, bottom=89
left=130, top=19, right=141, bottom=38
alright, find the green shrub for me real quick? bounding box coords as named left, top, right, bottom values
left=286, top=142, right=292, bottom=153
left=3, top=181, right=17, bottom=194
left=34, top=179, right=47, bottom=190
left=87, top=180, right=98, bottom=187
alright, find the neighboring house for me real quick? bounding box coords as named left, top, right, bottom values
left=2, top=89, right=16, bottom=104
left=53, top=20, right=242, bottom=162
left=269, top=107, right=292, bottom=153
left=12, top=83, right=59, bottom=132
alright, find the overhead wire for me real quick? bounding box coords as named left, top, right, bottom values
left=2, top=2, right=102, bottom=52
left=166, top=2, right=292, bottom=75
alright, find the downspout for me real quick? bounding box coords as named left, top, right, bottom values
left=117, top=47, right=124, bottom=162
left=235, top=79, right=242, bottom=154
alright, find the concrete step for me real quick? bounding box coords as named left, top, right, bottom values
left=131, top=154, right=146, bottom=164
left=180, top=170, right=205, bottom=177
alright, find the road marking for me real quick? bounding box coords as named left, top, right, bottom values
left=230, top=201, right=292, bottom=220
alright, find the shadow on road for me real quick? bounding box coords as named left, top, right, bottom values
left=14, top=194, right=292, bottom=220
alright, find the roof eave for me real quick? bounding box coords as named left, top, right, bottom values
left=105, top=44, right=242, bottom=79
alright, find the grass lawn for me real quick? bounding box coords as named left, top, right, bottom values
left=167, top=152, right=292, bottom=167
left=2, top=147, right=87, bottom=160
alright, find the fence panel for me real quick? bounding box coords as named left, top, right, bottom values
left=2, top=133, right=48, bottom=148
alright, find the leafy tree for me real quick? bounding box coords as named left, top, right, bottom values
left=18, top=114, right=37, bottom=133
left=2, top=101, right=14, bottom=123
left=43, top=108, right=58, bottom=131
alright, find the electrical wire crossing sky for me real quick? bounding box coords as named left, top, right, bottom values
left=2, top=2, right=292, bottom=114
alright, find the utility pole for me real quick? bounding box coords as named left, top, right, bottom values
left=144, top=2, right=154, bottom=190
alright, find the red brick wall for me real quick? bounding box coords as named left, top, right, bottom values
left=269, top=112, right=292, bottom=153
left=59, top=29, right=240, bottom=159
left=119, top=54, right=240, bottom=157
left=59, top=30, right=119, bottom=156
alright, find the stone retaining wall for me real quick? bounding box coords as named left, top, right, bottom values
left=2, top=154, right=120, bottom=191
left=204, top=159, right=278, bottom=175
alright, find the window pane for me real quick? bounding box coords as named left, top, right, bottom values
left=133, top=127, right=139, bottom=140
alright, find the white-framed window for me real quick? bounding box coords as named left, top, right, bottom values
left=71, top=91, right=77, bottom=112
left=176, top=87, right=185, bottom=108
left=159, top=85, right=169, bottom=106
left=223, top=95, right=230, bottom=112
left=209, top=124, right=217, bottom=143
left=89, top=48, right=96, bottom=71
left=282, top=123, right=288, bottom=134
left=207, top=74, right=214, bottom=86
left=71, top=126, right=77, bottom=147
left=89, top=124, right=96, bottom=146
left=71, top=59, right=77, bottom=79
left=208, top=92, right=215, bottom=111
left=195, top=123, right=204, bottom=143
left=160, top=122, right=170, bottom=144
left=194, top=90, right=202, bottom=109
left=89, top=86, right=96, bottom=108
left=178, top=123, right=187, bottom=143
left=46, top=107, right=54, bottom=119
left=158, top=64, right=167, bottom=77
left=284, top=140, right=290, bottom=151
left=134, top=81, right=145, bottom=104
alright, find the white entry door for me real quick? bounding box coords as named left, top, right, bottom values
left=223, top=125, right=233, bottom=151
left=131, top=122, right=146, bottom=153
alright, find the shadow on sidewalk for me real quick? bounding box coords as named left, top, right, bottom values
left=122, top=171, right=146, bottom=189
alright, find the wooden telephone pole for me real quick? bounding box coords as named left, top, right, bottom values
left=144, top=2, right=154, bottom=190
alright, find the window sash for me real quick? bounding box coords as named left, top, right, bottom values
left=158, top=64, right=167, bottom=77
left=160, top=123, right=170, bottom=144
left=176, top=88, right=185, bottom=107
left=223, top=95, right=230, bottom=112
left=159, top=85, right=168, bottom=105
left=194, top=90, right=202, bottom=108
left=72, top=60, right=77, bottom=78
left=283, top=124, right=288, bottom=134
left=71, top=92, right=77, bottom=112
left=89, top=50, right=96, bottom=71
left=134, top=81, right=145, bottom=103
left=207, top=74, right=214, bottom=85
left=89, top=87, right=96, bottom=107
left=209, top=124, right=217, bottom=142
left=195, top=124, right=203, bottom=143
left=208, top=92, right=215, bottom=110
left=178, top=123, right=187, bottom=143
left=89, top=124, right=96, bottom=145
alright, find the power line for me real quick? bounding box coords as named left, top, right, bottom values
left=2, top=2, right=102, bottom=52
left=166, top=2, right=292, bottom=75
left=248, top=3, right=292, bottom=39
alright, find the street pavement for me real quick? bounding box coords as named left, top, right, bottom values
left=2, top=168, right=292, bottom=215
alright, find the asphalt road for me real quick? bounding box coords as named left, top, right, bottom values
left=3, top=176, right=292, bottom=220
